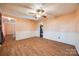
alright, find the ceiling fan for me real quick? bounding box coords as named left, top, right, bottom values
left=27, top=4, right=47, bottom=19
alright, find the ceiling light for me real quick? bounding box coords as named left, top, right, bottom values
left=35, top=9, right=45, bottom=19
left=36, top=14, right=41, bottom=18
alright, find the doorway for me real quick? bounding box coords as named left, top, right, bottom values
left=40, top=25, right=43, bottom=38
left=2, top=16, right=16, bottom=41
left=0, top=13, right=4, bottom=44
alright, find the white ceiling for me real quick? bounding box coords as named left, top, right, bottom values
left=0, top=3, right=78, bottom=20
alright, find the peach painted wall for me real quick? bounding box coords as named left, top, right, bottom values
left=15, top=17, right=38, bottom=31
left=2, top=16, right=38, bottom=35
left=14, top=17, right=38, bottom=40
left=38, top=7, right=79, bottom=53
left=42, top=12, right=76, bottom=32
left=2, top=15, right=38, bottom=39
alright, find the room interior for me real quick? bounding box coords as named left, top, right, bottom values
left=0, top=3, right=79, bottom=56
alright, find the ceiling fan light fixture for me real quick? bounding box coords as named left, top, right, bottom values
left=36, top=14, right=41, bottom=18
left=35, top=8, right=45, bottom=19
left=36, top=9, right=44, bottom=13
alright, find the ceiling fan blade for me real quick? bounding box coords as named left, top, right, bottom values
left=42, top=15, right=47, bottom=18
left=13, top=4, right=33, bottom=9
left=28, top=12, right=35, bottom=14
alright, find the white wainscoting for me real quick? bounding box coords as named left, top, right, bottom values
left=43, top=31, right=79, bottom=53
left=15, top=30, right=37, bottom=40
left=43, top=31, right=75, bottom=45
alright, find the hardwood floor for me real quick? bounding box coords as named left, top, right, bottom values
left=0, top=35, right=78, bottom=56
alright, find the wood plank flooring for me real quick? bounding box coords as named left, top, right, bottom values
left=0, top=35, right=78, bottom=56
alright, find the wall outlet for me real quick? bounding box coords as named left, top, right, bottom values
left=58, top=36, right=60, bottom=39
